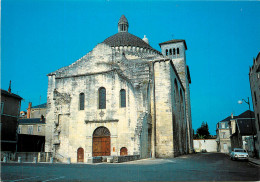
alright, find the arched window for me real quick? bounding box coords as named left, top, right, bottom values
left=169, top=49, right=172, bottom=55
left=99, top=87, right=106, bottom=109
left=120, top=89, right=126, bottom=108
left=177, top=48, right=180, bottom=55
left=166, top=49, right=168, bottom=56
left=79, top=93, right=85, bottom=110
left=174, top=79, right=179, bottom=105
left=173, top=48, right=176, bottom=55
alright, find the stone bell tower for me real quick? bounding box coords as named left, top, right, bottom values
left=159, top=39, right=193, bottom=153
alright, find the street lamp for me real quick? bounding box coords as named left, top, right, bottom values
left=238, top=97, right=256, bottom=157
left=238, top=97, right=251, bottom=111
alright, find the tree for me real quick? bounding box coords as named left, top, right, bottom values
left=194, top=121, right=210, bottom=139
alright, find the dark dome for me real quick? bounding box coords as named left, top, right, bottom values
left=103, top=32, right=154, bottom=50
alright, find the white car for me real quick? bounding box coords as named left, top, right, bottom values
left=230, top=148, right=249, bottom=161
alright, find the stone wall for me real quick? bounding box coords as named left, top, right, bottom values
left=193, top=139, right=217, bottom=152
left=45, top=44, right=153, bottom=163
left=153, top=60, right=186, bottom=157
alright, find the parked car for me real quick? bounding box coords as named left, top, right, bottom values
left=230, top=148, right=249, bottom=161
left=201, top=149, right=207, bottom=153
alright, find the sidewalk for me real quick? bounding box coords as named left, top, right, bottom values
left=249, top=157, right=260, bottom=166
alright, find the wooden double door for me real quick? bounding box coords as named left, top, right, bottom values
left=93, top=136, right=111, bottom=156
left=92, top=127, right=111, bottom=157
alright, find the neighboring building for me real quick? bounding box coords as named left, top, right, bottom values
left=193, top=139, right=217, bottom=152
left=216, top=118, right=231, bottom=153
left=249, top=52, right=260, bottom=158
left=229, top=110, right=256, bottom=157
left=27, top=102, right=47, bottom=118
left=17, top=117, right=46, bottom=152
left=45, top=15, right=193, bottom=163
left=1, top=87, right=23, bottom=152
left=17, top=103, right=47, bottom=152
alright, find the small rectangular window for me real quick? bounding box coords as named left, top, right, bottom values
left=18, top=126, right=22, bottom=134
left=222, top=132, right=226, bottom=138
left=37, top=125, right=42, bottom=132
left=1, top=102, right=4, bottom=114
left=221, top=123, right=225, bottom=128
left=28, top=125, right=33, bottom=135
left=79, top=93, right=85, bottom=110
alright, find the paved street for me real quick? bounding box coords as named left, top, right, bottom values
left=1, top=153, right=259, bottom=181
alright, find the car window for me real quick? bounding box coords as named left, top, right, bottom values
left=234, top=149, right=245, bottom=152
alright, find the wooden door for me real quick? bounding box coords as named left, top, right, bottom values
left=77, top=148, right=84, bottom=162
left=120, top=147, right=128, bottom=156
left=92, top=127, right=111, bottom=157
left=93, top=136, right=110, bottom=156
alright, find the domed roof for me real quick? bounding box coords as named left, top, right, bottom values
left=103, top=32, right=154, bottom=50
left=103, top=15, right=161, bottom=54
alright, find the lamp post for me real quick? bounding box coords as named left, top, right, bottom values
left=238, top=97, right=256, bottom=157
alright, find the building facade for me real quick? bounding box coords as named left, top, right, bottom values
left=45, top=15, right=193, bottom=163
left=216, top=119, right=231, bottom=153
left=249, top=52, right=260, bottom=158
left=17, top=103, right=47, bottom=152
left=229, top=110, right=256, bottom=157
left=1, top=88, right=23, bottom=152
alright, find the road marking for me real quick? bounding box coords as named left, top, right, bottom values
left=42, top=176, right=65, bottom=182
left=3, top=176, right=41, bottom=182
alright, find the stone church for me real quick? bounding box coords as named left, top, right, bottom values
left=45, top=15, right=193, bottom=163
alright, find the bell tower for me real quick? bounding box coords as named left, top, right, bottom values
left=118, top=15, right=129, bottom=32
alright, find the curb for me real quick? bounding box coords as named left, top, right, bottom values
left=248, top=160, right=260, bottom=167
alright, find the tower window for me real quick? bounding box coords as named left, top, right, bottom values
left=173, top=48, right=176, bottom=55
left=177, top=48, right=180, bottom=55
left=99, top=87, right=106, bottom=109
left=254, top=92, right=257, bottom=105
left=120, top=89, right=126, bottom=108
left=166, top=49, right=168, bottom=56
left=169, top=49, right=172, bottom=55
left=79, top=93, right=85, bottom=110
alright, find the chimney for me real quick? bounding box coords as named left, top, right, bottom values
left=27, top=102, right=32, bottom=119
left=8, top=80, right=11, bottom=93
left=40, top=115, right=44, bottom=121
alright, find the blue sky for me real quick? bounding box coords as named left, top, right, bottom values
left=2, top=0, right=260, bottom=135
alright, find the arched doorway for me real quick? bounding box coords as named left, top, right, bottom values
left=92, top=127, right=111, bottom=156
left=77, top=147, right=84, bottom=162
left=120, top=147, right=128, bottom=156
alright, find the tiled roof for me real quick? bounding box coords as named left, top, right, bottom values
left=1, top=89, right=23, bottom=100
left=18, top=118, right=46, bottom=124
left=221, top=116, right=237, bottom=122
left=159, top=39, right=187, bottom=50
left=236, top=118, right=256, bottom=135
left=221, top=110, right=254, bottom=122
left=32, top=103, right=47, bottom=109
left=237, top=110, right=255, bottom=119
left=103, top=32, right=161, bottom=54
left=118, top=15, right=128, bottom=24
